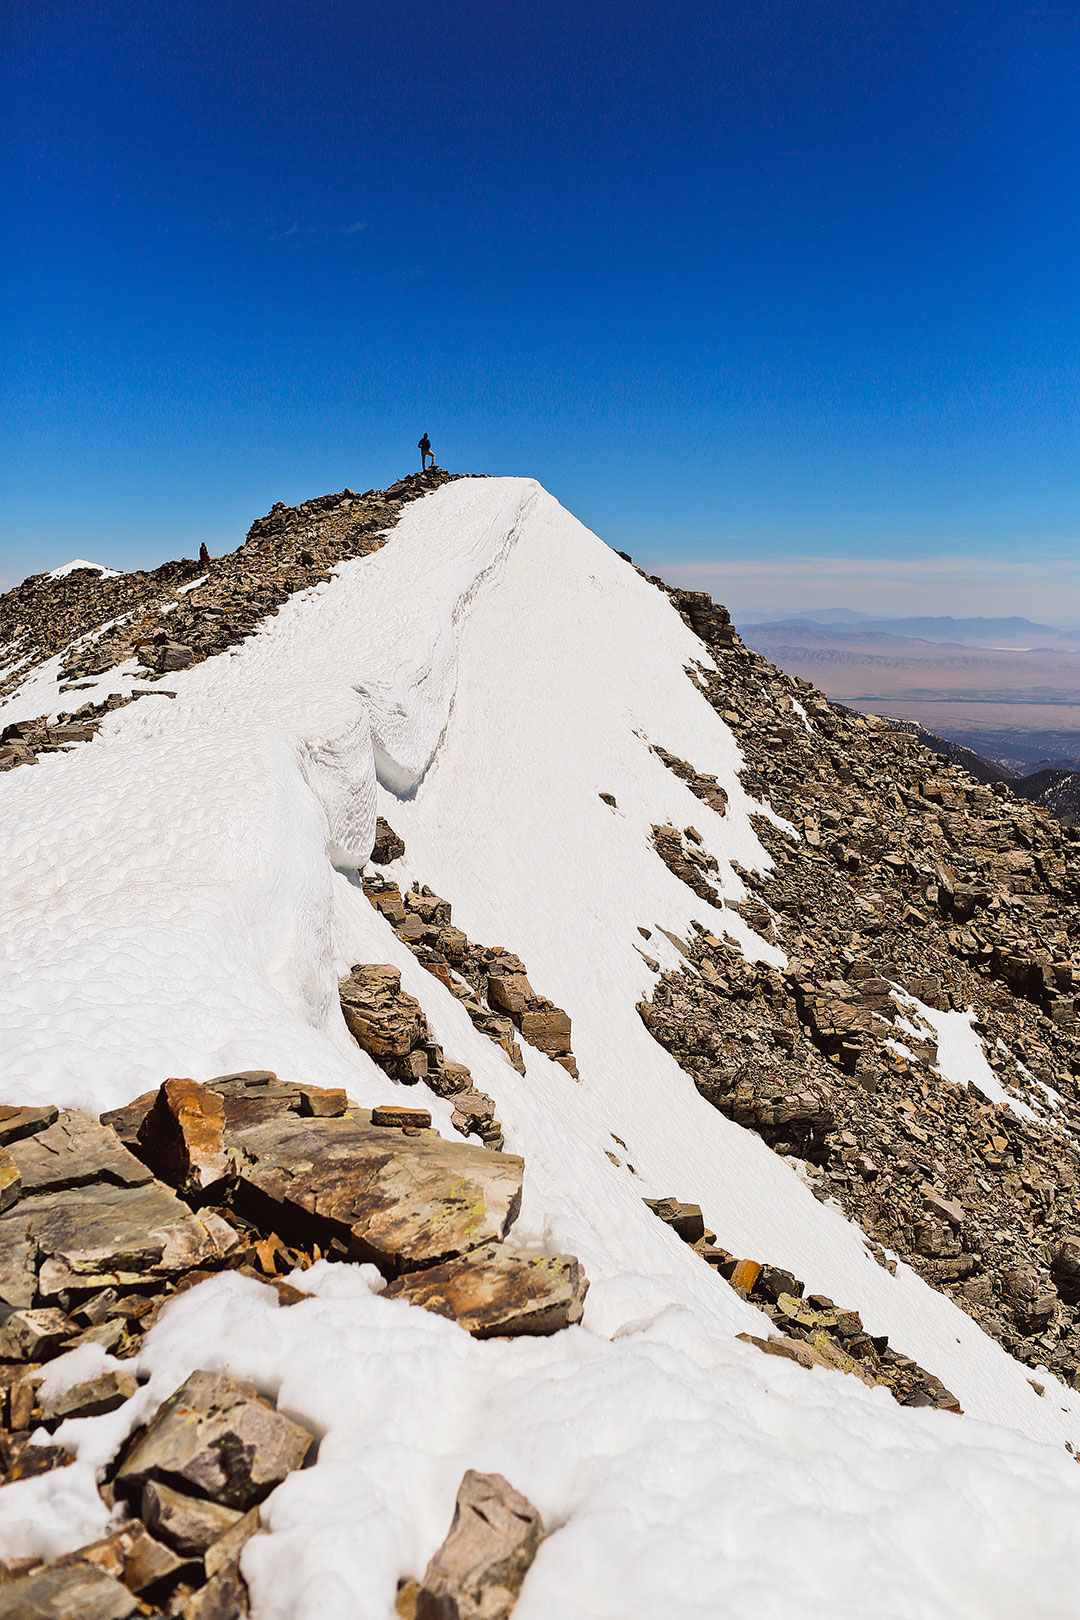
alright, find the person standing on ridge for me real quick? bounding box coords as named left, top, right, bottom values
left=418, top=432, right=433, bottom=471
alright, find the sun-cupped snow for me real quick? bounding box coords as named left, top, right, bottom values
left=2, top=477, right=1080, bottom=1619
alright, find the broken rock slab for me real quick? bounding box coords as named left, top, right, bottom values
left=0, top=1105, right=58, bottom=1148
left=117, top=1369, right=313, bottom=1510
left=142, top=1478, right=245, bottom=1556
left=0, top=1562, right=139, bottom=1620
left=385, top=1247, right=588, bottom=1338
left=0, top=1176, right=237, bottom=1308
left=224, top=1105, right=524, bottom=1274
left=416, top=1470, right=543, bottom=1620
left=6, top=1108, right=154, bottom=1195
left=0, top=1306, right=73, bottom=1361
left=41, top=1367, right=139, bottom=1422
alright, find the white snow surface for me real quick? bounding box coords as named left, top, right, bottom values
left=46, top=558, right=120, bottom=579
left=2, top=477, right=1080, bottom=1617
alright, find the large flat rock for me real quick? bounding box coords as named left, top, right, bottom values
left=225, top=1108, right=523, bottom=1274
left=7, top=1108, right=154, bottom=1195
left=384, top=1247, right=588, bottom=1337
left=0, top=1562, right=139, bottom=1620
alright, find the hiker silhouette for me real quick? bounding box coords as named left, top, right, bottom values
left=418, top=433, right=433, bottom=471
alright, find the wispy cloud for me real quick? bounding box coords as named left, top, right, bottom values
left=270, top=223, right=301, bottom=242
left=340, top=220, right=367, bottom=235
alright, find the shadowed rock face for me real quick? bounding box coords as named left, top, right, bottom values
left=415, top=1471, right=544, bottom=1620
left=137, top=1078, right=229, bottom=1195
left=384, top=1247, right=588, bottom=1337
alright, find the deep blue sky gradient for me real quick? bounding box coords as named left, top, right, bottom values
left=3, top=1, right=1078, bottom=610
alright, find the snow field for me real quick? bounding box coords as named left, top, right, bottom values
left=1, top=479, right=1079, bottom=1616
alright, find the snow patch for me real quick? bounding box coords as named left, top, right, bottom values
left=46, top=559, right=120, bottom=580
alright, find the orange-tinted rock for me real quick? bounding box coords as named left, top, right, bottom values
left=372, top=1105, right=433, bottom=1129
left=138, top=1078, right=228, bottom=1194
left=729, top=1258, right=762, bottom=1294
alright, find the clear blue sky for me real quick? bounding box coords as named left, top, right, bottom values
left=3, top=0, right=1078, bottom=616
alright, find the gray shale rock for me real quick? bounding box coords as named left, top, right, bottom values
left=0, top=1174, right=238, bottom=1308
left=0, top=1562, right=139, bottom=1619
left=416, top=1470, right=544, bottom=1620
left=141, top=1478, right=245, bottom=1556
left=6, top=1108, right=153, bottom=1195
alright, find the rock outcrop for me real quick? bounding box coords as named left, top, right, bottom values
left=0, top=1071, right=588, bottom=1611
left=363, top=852, right=578, bottom=1079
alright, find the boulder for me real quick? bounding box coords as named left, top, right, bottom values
left=643, top=1196, right=705, bottom=1245
left=384, top=1247, right=588, bottom=1337
left=518, top=1008, right=572, bottom=1059
left=41, top=1368, right=138, bottom=1422
left=0, top=1306, right=73, bottom=1361
left=117, top=1369, right=313, bottom=1511
left=371, top=817, right=406, bottom=865
left=57, top=1521, right=185, bottom=1595
left=5, top=1441, right=74, bottom=1481
left=340, top=966, right=424, bottom=1060
left=416, top=1471, right=543, bottom=1620
left=203, top=1507, right=261, bottom=1581
left=155, top=641, right=195, bottom=672
left=177, top=1559, right=248, bottom=1618
left=1050, top=1236, right=1080, bottom=1305
left=487, top=973, right=534, bottom=1016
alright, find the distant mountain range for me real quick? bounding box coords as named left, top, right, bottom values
left=739, top=613, right=1080, bottom=776
left=737, top=610, right=1079, bottom=645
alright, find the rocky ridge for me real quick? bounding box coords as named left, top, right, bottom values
left=635, top=577, right=1080, bottom=1389
left=0, top=467, right=458, bottom=771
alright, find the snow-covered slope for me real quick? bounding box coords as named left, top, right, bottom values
left=2, top=478, right=1080, bottom=1618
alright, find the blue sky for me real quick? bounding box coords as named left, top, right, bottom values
left=3, top=1, right=1078, bottom=618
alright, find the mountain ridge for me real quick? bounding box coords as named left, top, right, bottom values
left=2, top=475, right=1080, bottom=1617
